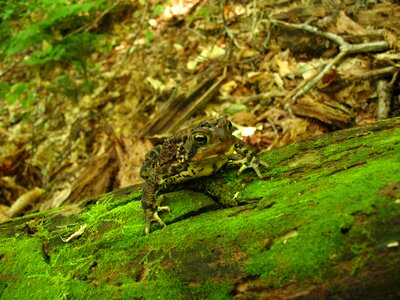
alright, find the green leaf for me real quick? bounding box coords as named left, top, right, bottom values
left=225, top=103, right=248, bottom=115
left=0, top=82, right=11, bottom=100
left=0, top=82, right=11, bottom=92
left=152, top=4, right=165, bottom=17
left=145, top=26, right=154, bottom=44
left=4, top=0, right=107, bottom=57
left=5, top=83, right=27, bottom=104
left=24, top=44, right=66, bottom=65
left=20, top=95, right=35, bottom=109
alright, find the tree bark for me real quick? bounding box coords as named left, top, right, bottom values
left=1, top=117, right=400, bottom=299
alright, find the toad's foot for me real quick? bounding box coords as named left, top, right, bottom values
left=231, top=156, right=269, bottom=179
left=145, top=206, right=171, bottom=235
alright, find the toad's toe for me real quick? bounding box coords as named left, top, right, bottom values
left=145, top=207, right=171, bottom=234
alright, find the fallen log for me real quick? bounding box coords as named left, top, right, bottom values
left=1, top=117, right=400, bottom=299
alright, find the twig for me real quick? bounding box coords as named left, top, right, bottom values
left=250, top=0, right=258, bottom=40
left=288, top=51, right=347, bottom=102
left=340, top=41, right=389, bottom=54
left=185, top=26, right=207, bottom=40
left=61, top=224, right=88, bottom=243
left=271, top=19, right=347, bottom=46
left=267, top=117, right=278, bottom=134
left=376, top=80, right=391, bottom=120
left=271, top=19, right=390, bottom=104
left=220, top=1, right=243, bottom=49
left=217, top=91, right=287, bottom=104
left=344, top=66, right=399, bottom=80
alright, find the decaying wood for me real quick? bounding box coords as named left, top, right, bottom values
left=168, top=73, right=226, bottom=133
left=1, top=117, right=400, bottom=299
left=292, top=94, right=354, bottom=128
left=376, top=79, right=392, bottom=120
left=5, top=187, right=45, bottom=218
left=139, top=70, right=225, bottom=137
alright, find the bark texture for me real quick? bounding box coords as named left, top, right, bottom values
left=1, top=117, right=400, bottom=299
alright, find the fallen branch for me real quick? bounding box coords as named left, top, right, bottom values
left=220, top=1, right=244, bottom=49
left=271, top=19, right=390, bottom=104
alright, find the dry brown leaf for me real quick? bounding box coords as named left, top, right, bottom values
left=383, top=29, right=400, bottom=50
left=338, top=57, right=371, bottom=77
left=272, top=118, right=326, bottom=148
left=220, top=80, right=238, bottom=96
left=257, top=107, right=289, bottom=126
left=231, top=111, right=257, bottom=126
left=336, top=11, right=369, bottom=36
left=276, top=59, right=293, bottom=78
left=115, top=136, right=153, bottom=187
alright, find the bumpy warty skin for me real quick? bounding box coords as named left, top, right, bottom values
left=140, top=118, right=267, bottom=234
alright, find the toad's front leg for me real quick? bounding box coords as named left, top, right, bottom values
left=232, top=138, right=269, bottom=179
left=142, top=180, right=170, bottom=234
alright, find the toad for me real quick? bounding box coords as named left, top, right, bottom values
left=140, top=118, right=268, bottom=234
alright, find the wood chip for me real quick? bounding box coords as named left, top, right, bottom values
left=292, top=94, right=354, bottom=128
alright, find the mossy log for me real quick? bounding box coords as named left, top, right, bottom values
left=1, top=117, right=400, bottom=299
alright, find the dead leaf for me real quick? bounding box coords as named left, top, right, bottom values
left=273, top=118, right=326, bottom=148
left=231, top=111, right=257, bottom=126
left=220, top=80, right=238, bottom=96
left=115, top=136, right=153, bottom=187
left=336, top=11, right=369, bottom=36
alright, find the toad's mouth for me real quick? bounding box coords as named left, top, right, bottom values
left=192, top=143, right=235, bottom=161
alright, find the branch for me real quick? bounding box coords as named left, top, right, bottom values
left=271, top=19, right=390, bottom=104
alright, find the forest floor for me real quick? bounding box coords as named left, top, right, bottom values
left=0, top=0, right=399, bottom=220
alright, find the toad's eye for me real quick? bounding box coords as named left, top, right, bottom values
left=193, top=133, right=208, bottom=145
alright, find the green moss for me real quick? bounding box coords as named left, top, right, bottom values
left=1, top=118, right=400, bottom=298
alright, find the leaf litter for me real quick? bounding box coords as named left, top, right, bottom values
left=0, top=0, right=399, bottom=220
